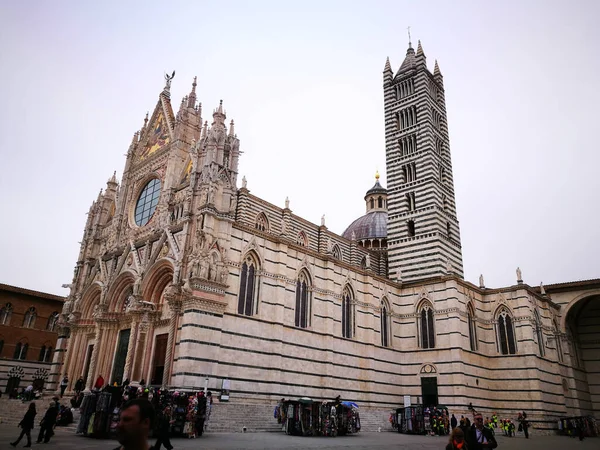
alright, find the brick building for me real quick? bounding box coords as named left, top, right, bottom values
left=0, top=283, right=64, bottom=394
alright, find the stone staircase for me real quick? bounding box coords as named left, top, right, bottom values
left=0, top=396, right=79, bottom=433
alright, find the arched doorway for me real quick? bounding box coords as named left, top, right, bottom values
left=565, top=294, right=600, bottom=416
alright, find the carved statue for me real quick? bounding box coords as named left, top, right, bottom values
left=540, top=282, right=546, bottom=296
left=479, top=274, right=485, bottom=288
left=199, top=258, right=209, bottom=280
left=396, top=268, right=402, bottom=282
left=365, top=254, right=371, bottom=269
left=285, top=197, right=289, bottom=209
left=326, top=237, right=333, bottom=253
left=208, top=187, right=215, bottom=204
left=516, top=267, right=523, bottom=282
left=230, top=195, right=237, bottom=212
left=280, top=217, right=287, bottom=235
left=219, top=266, right=229, bottom=284
left=164, top=70, right=175, bottom=90
left=351, top=231, right=356, bottom=241
left=242, top=176, right=247, bottom=189
left=445, top=257, right=452, bottom=274
left=321, top=215, right=325, bottom=227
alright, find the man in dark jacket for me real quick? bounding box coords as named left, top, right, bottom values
left=153, top=406, right=174, bottom=450
left=37, top=401, right=59, bottom=443
left=466, top=413, right=498, bottom=450
left=450, top=413, right=458, bottom=430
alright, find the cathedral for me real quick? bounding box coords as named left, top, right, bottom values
left=52, top=40, right=599, bottom=428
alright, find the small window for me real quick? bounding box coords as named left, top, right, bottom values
left=14, top=341, right=28, bottom=360
left=46, top=312, right=59, bottom=332
left=255, top=212, right=269, bottom=232
left=407, top=220, right=415, bottom=237
left=331, top=244, right=342, bottom=261
left=0, top=338, right=4, bottom=357
left=0, top=303, right=12, bottom=325
left=420, top=304, right=435, bottom=349
left=296, top=231, right=308, bottom=247
left=378, top=196, right=383, bottom=208
left=23, top=307, right=36, bottom=328
left=446, top=222, right=451, bottom=239
left=497, top=309, right=517, bottom=355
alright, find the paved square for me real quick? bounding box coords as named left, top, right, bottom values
left=0, top=425, right=596, bottom=449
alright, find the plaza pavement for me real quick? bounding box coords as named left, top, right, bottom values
left=0, top=424, right=597, bottom=449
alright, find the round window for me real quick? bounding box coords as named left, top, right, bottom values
left=134, top=178, right=161, bottom=226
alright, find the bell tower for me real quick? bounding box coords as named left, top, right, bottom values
left=383, top=40, right=464, bottom=282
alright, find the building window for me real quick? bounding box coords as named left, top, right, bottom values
left=0, top=303, right=12, bottom=325
left=447, top=221, right=451, bottom=239
left=23, top=307, right=36, bottom=328
left=440, top=166, right=446, bottom=183
left=406, top=192, right=416, bottom=212
left=420, top=303, right=435, bottom=349
left=14, top=341, right=28, bottom=360
left=295, top=271, right=311, bottom=328
left=296, top=231, right=308, bottom=247
left=442, top=195, right=447, bottom=210
left=38, top=345, right=52, bottom=362
left=378, top=196, right=383, bottom=208
left=399, top=106, right=417, bottom=130
left=407, top=220, right=415, bottom=237
left=331, top=244, right=342, bottom=261
left=237, top=254, right=260, bottom=316
left=403, top=163, right=417, bottom=183
left=46, top=312, right=59, bottom=332
left=341, top=288, right=354, bottom=339
left=381, top=300, right=390, bottom=347
left=399, top=134, right=417, bottom=156
left=0, top=338, right=4, bottom=356
left=255, top=212, right=269, bottom=232
left=134, top=178, right=162, bottom=226
left=435, top=137, right=443, bottom=154
left=497, top=309, right=517, bottom=354
left=535, top=310, right=545, bottom=357
left=468, top=304, right=478, bottom=351
left=396, top=78, right=415, bottom=100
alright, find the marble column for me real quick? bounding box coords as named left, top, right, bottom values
left=122, top=319, right=139, bottom=382
left=49, top=327, right=70, bottom=393
left=162, top=301, right=182, bottom=387
left=86, top=326, right=104, bottom=389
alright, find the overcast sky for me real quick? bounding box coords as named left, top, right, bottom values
left=0, top=0, right=598, bottom=296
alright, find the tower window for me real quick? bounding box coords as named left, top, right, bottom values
left=535, top=310, right=545, bottom=357
left=446, top=221, right=451, bottom=239
left=381, top=299, right=391, bottom=347
left=440, top=167, right=446, bottom=183
left=370, top=198, right=374, bottom=209
left=468, top=304, right=478, bottom=351
left=378, top=196, right=383, bottom=208
left=406, top=192, right=416, bottom=212
left=341, top=288, right=354, bottom=339
left=419, top=303, right=435, bottom=349
left=295, top=271, right=311, bottom=329
left=497, top=309, right=517, bottom=355
left=237, top=254, right=260, bottom=316
left=407, top=220, right=415, bottom=237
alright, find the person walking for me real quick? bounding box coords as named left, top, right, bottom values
left=10, top=402, right=36, bottom=448
left=37, top=401, right=59, bottom=443
left=451, top=414, right=458, bottom=430
left=153, top=406, right=174, bottom=450
left=74, top=376, right=84, bottom=394
left=466, top=413, right=497, bottom=450
left=446, top=426, right=468, bottom=450
left=114, top=398, right=155, bottom=450
left=60, top=376, right=69, bottom=398
left=195, top=392, right=207, bottom=437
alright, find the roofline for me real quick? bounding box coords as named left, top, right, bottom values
left=541, top=278, right=600, bottom=294
left=0, top=283, right=66, bottom=302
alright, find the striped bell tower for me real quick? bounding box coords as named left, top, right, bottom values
left=383, top=39, right=464, bottom=282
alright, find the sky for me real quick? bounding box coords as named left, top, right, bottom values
left=0, top=0, right=598, bottom=296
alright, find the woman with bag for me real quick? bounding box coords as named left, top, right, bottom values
left=10, top=402, right=36, bottom=447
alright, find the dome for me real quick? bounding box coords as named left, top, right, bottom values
left=342, top=211, right=387, bottom=241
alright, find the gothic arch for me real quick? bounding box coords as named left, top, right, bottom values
left=142, top=259, right=174, bottom=305
left=296, top=230, right=308, bottom=247
left=380, top=297, right=391, bottom=347
left=416, top=298, right=434, bottom=314
left=79, top=283, right=103, bottom=319
left=496, top=306, right=517, bottom=355
left=107, top=271, right=136, bottom=312
left=559, top=289, right=600, bottom=332
left=254, top=212, right=269, bottom=233
left=331, top=244, right=342, bottom=261
left=417, top=300, right=436, bottom=349
left=237, top=250, right=261, bottom=316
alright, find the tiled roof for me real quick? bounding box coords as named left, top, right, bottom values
left=0, top=283, right=65, bottom=302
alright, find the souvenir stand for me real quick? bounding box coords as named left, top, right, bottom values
left=558, top=416, right=598, bottom=438
left=279, top=398, right=360, bottom=437
left=397, top=404, right=425, bottom=434
left=76, top=385, right=124, bottom=438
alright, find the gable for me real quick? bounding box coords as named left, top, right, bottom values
left=139, top=110, right=171, bottom=160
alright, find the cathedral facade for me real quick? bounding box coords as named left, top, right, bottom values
left=53, top=41, right=599, bottom=427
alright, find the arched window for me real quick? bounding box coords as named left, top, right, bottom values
left=467, top=303, right=478, bottom=351
left=554, top=319, right=563, bottom=363
left=534, top=310, right=545, bottom=357
left=370, top=198, right=374, bottom=209
left=497, top=308, right=517, bottom=354
left=46, top=312, right=59, bottom=332
left=0, top=303, right=13, bottom=325
left=331, top=244, right=342, bottom=261
left=14, top=340, right=28, bottom=360
left=38, top=344, right=53, bottom=362
left=237, top=254, right=260, bottom=316
left=341, top=287, right=354, bottom=339
left=419, top=303, right=435, bottom=349
left=255, top=212, right=269, bottom=232
left=296, top=231, right=308, bottom=247
left=378, top=196, right=383, bottom=208
left=23, top=307, right=36, bottom=328
left=381, top=299, right=391, bottom=347
left=295, top=271, right=311, bottom=328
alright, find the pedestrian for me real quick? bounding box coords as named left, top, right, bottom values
left=466, top=413, right=497, bottom=450
left=154, top=406, right=174, bottom=450
left=37, top=401, right=59, bottom=443
left=10, top=402, right=36, bottom=448
left=451, top=413, right=458, bottom=430
left=94, top=374, right=105, bottom=390
left=114, top=398, right=155, bottom=450
left=446, top=426, right=468, bottom=450
left=195, top=391, right=207, bottom=437
left=74, top=376, right=84, bottom=394
left=59, top=375, right=68, bottom=397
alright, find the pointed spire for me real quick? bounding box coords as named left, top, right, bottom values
left=143, top=112, right=149, bottom=130
left=434, top=59, right=442, bottom=78
left=229, top=119, right=235, bottom=137
left=396, top=42, right=416, bottom=75
left=107, top=171, right=118, bottom=186
left=201, top=120, right=208, bottom=138
left=131, top=131, right=139, bottom=146
left=212, top=99, right=226, bottom=126
left=416, top=40, right=424, bottom=56
left=383, top=57, right=392, bottom=73
left=188, top=76, right=197, bottom=108
left=163, top=70, right=175, bottom=96
left=216, top=99, right=224, bottom=115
